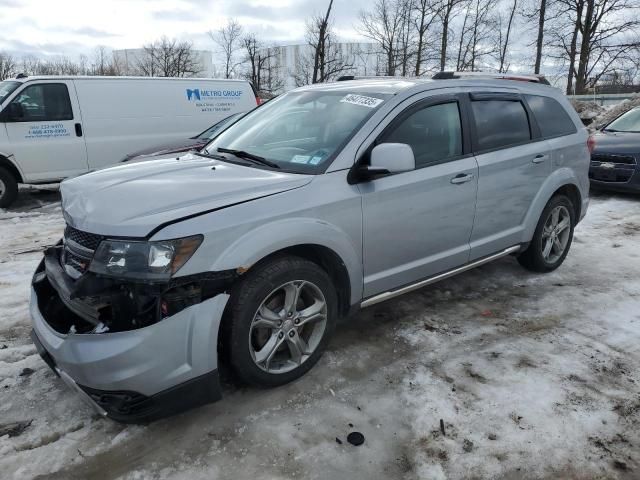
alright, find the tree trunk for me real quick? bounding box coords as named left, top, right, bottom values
left=575, top=0, right=593, bottom=94
left=565, top=0, right=583, bottom=94
left=534, top=0, right=546, bottom=74
left=498, top=0, right=517, bottom=73
left=440, top=5, right=451, bottom=71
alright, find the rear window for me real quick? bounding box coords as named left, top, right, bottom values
left=471, top=100, right=531, bottom=151
left=525, top=95, right=577, bottom=138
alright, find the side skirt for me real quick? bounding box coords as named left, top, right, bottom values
left=360, top=245, right=522, bottom=309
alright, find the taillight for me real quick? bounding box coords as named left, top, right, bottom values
left=587, top=134, right=596, bottom=154
left=255, top=96, right=262, bottom=106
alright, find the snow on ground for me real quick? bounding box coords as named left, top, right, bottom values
left=1, top=188, right=639, bottom=480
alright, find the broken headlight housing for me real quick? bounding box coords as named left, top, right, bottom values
left=89, top=235, right=203, bottom=281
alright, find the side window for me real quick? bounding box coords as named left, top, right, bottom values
left=382, top=102, right=463, bottom=168
left=471, top=100, right=530, bottom=151
left=525, top=94, right=577, bottom=138
left=7, top=83, right=73, bottom=122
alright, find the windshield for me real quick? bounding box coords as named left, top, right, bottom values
left=0, top=81, right=20, bottom=105
left=205, top=90, right=391, bottom=173
left=196, top=112, right=244, bottom=139
left=605, top=108, right=640, bottom=133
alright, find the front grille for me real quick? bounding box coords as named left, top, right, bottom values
left=591, top=153, right=637, bottom=165
left=65, top=226, right=103, bottom=251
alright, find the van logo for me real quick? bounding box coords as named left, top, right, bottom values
left=186, top=89, right=201, bottom=101
left=600, top=162, right=615, bottom=169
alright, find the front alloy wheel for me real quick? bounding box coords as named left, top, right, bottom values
left=249, top=280, right=327, bottom=374
left=224, top=256, right=337, bottom=387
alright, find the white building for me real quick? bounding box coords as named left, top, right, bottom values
left=113, top=48, right=215, bottom=77
left=261, top=42, right=381, bottom=91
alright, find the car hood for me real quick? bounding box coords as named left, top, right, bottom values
left=593, top=131, right=640, bottom=155
left=123, top=138, right=208, bottom=161
left=61, top=153, right=313, bottom=237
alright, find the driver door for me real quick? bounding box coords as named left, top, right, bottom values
left=3, top=81, right=88, bottom=182
left=357, top=95, right=478, bottom=298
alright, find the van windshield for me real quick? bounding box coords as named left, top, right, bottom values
left=0, top=81, right=20, bottom=105
left=205, top=90, right=390, bottom=173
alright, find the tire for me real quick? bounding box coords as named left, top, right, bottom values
left=0, top=166, right=18, bottom=208
left=518, top=194, right=576, bottom=273
left=224, top=256, right=338, bottom=387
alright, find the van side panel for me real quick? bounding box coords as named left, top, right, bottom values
left=73, top=79, right=256, bottom=170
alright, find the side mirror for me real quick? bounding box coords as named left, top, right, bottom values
left=4, top=103, right=24, bottom=121
left=370, top=143, right=415, bottom=174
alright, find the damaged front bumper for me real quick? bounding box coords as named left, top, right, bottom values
left=30, top=246, right=232, bottom=423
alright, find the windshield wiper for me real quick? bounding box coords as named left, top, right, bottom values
left=192, top=151, right=227, bottom=161
left=217, top=147, right=280, bottom=169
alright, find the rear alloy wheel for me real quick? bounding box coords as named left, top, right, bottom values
left=225, top=256, right=337, bottom=387
left=518, top=194, right=576, bottom=272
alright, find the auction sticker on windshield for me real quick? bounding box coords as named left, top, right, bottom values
left=340, top=94, right=384, bottom=108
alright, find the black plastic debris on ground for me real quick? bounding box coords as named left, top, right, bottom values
left=335, top=437, right=343, bottom=445
left=19, top=368, right=35, bottom=377
left=0, top=420, right=33, bottom=438
left=347, top=432, right=365, bottom=446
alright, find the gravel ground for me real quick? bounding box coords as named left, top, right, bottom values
left=1, top=187, right=639, bottom=480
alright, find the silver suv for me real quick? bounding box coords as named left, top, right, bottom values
left=30, top=79, right=590, bottom=422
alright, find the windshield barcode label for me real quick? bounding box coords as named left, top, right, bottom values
left=340, top=94, right=384, bottom=108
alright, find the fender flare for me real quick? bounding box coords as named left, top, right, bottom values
left=521, top=167, right=582, bottom=242
left=211, top=217, right=363, bottom=304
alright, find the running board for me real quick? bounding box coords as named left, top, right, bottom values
left=360, top=245, right=521, bottom=308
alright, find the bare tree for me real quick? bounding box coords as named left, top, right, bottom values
left=413, top=0, right=441, bottom=75
left=496, top=0, right=518, bottom=72
left=0, top=52, right=17, bottom=80
left=358, top=0, right=407, bottom=75
left=438, top=0, right=469, bottom=71
left=137, top=37, right=202, bottom=77
left=455, top=0, right=497, bottom=71
left=550, top=0, right=640, bottom=94
left=241, top=34, right=284, bottom=93
left=210, top=19, right=243, bottom=79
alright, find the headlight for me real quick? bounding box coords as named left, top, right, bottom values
left=89, top=235, right=203, bottom=280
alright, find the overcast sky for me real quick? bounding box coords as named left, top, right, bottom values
left=0, top=0, right=371, bottom=58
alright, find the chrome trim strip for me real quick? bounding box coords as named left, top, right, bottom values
left=64, top=237, right=95, bottom=258
left=360, top=245, right=521, bottom=308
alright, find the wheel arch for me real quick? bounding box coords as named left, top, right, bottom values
left=522, top=168, right=584, bottom=243
left=0, top=154, right=24, bottom=184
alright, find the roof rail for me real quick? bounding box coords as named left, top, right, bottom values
left=337, top=75, right=402, bottom=82
left=433, top=71, right=550, bottom=85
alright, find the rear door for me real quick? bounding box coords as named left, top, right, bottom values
left=467, top=92, right=551, bottom=260
left=3, top=80, right=88, bottom=182
left=359, top=93, right=478, bottom=297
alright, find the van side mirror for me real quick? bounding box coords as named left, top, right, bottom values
left=3, top=103, right=24, bottom=121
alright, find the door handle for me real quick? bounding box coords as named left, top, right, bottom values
left=75, top=123, right=83, bottom=137
left=532, top=154, right=548, bottom=164
left=450, top=173, right=474, bottom=185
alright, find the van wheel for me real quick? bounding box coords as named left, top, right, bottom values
left=0, top=167, right=18, bottom=208
left=518, top=195, right=575, bottom=273
left=225, top=256, right=337, bottom=387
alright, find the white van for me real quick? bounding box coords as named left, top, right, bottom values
left=0, top=76, right=258, bottom=207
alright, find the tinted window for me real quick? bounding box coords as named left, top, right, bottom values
left=525, top=95, right=576, bottom=137
left=383, top=102, right=462, bottom=168
left=8, top=83, right=73, bottom=122
left=472, top=100, right=530, bottom=151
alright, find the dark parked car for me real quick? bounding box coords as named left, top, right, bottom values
left=121, top=112, right=245, bottom=162
left=590, top=107, right=640, bottom=193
